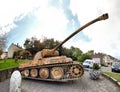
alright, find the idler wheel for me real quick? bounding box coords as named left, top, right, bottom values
left=23, top=69, right=29, bottom=77
left=51, top=67, right=63, bottom=80
left=30, top=69, right=38, bottom=78
left=70, top=65, right=83, bottom=78
left=39, top=68, right=49, bottom=79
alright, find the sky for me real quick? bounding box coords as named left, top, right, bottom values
left=0, top=0, right=120, bottom=59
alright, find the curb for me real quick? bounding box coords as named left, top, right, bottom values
left=84, top=68, right=120, bottom=87
left=84, top=68, right=89, bottom=71
left=102, top=73, right=120, bottom=87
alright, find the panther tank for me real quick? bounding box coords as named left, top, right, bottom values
left=19, top=13, right=108, bottom=82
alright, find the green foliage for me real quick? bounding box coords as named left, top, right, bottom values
left=0, top=49, right=3, bottom=55
left=43, top=38, right=59, bottom=49
left=24, top=37, right=43, bottom=55
left=13, top=49, right=32, bottom=59
left=92, top=63, right=100, bottom=70
left=78, top=53, right=89, bottom=62
left=86, top=50, right=94, bottom=56
left=71, top=46, right=82, bottom=58
left=23, top=37, right=94, bottom=63
left=101, top=63, right=104, bottom=66
left=60, top=46, right=82, bottom=61
left=76, top=50, right=94, bottom=63
left=24, top=38, right=31, bottom=49
left=13, top=50, right=20, bottom=58
left=23, top=37, right=60, bottom=55
left=19, top=50, right=32, bottom=59
left=103, top=72, right=120, bottom=82
left=0, top=59, right=27, bottom=70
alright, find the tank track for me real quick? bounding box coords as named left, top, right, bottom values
left=19, top=62, right=84, bottom=82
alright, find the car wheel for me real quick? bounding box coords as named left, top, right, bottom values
left=111, top=69, right=114, bottom=72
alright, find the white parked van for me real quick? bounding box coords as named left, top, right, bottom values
left=83, top=59, right=101, bottom=68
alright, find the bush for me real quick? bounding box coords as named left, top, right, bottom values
left=101, top=63, right=104, bottom=66
left=92, top=63, right=100, bottom=70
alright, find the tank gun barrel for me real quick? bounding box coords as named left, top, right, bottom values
left=53, top=13, right=109, bottom=51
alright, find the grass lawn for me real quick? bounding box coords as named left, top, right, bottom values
left=0, top=59, right=29, bottom=71
left=103, top=71, right=120, bottom=82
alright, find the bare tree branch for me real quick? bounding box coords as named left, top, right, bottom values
left=0, top=30, right=7, bottom=50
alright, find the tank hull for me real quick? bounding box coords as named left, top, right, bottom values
left=19, top=61, right=84, bottom=82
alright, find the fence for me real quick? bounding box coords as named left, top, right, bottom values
left=0, top=67, right=18, bottom=82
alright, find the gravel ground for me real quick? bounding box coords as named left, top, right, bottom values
left=0, top=71, right=120, bottom=92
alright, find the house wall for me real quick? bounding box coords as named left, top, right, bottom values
left=103, top=55, right=114, bottom=65
left=8, top=43, right=22, bottom=58
left=91, top=53, right=117, bottom=65
left=91, top=53, right=103, bottom=64
left=0, top=52, right=8, bottom=59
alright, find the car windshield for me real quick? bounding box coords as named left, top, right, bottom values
left=112, top=62, right=120, bottom=68
left=85, top=60, right=91, bottom=64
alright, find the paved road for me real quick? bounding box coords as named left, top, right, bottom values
left=0, top=71, right=120, bottom=92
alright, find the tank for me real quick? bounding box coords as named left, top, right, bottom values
left=19, top=13, right=108, bottom=82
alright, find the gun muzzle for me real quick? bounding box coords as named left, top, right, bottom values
left=98, top=13, right=109, bottom=20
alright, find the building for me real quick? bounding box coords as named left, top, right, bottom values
left=91, top=53, right=103, bottom=64
left=8, top=43, right=22, bottom=58
left=0, top=52, right=8, bottom=59
left=91, top=52, right=118, bottom=65
left=103, top=55, right=118, bottom=65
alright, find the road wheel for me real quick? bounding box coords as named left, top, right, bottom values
left=51, top=67, right=63, bottom=80
left=39, top=68, right=49, bottom=79
left=23, top=69, right=29, bottom=77
left=30, top=69, right=38, bottom=78
left=70, top=65, right=83, bottom=78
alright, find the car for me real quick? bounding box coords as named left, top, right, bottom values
left=83, top=59, right=101, bottom=68
left=111, top=62, right=120, bottom=73
left=83, top=59, right=93, bottom=68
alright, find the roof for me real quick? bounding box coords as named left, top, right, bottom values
left=11, top=43, right=23, bottom=49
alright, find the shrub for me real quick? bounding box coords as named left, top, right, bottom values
left=92, top=63, right=100, bottom=70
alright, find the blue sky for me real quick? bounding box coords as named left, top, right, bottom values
left=7, top=0, right=90, bottom=47
left=0, top=0, right=120, bottom=59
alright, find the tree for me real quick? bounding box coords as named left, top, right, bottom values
left=24, top=37, right=41, bottom=55
left=23, top=37, right=94, bottom=62
left=71, top=46, right=83, bottom=58
left=20, top=50, right=32, bottom=59
left=0, top=33, right=7, bottom=50
left=23, top=37, right=62, bottom=56
left=0, top=49, right=3, bottom=55
left=61, top=46, right=83, bottom=61
left=24, top=38, right=31, bottom=49
left=13, top=50, right=20, bottom=58
left=43, top=38, right=60, bottom=49
left=78, top=53, right=90, bottom=62
left=77, top=50, right=94, bottom=63
left=86, top=50, right=94, bottom=56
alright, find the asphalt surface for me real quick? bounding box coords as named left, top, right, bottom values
left=0, top=70, right=120, bottom=92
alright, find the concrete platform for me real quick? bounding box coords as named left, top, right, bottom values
left=0, top=71, right=120, bottom=92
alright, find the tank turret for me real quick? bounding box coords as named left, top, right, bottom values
left=19, top=13, right=108, bottom=82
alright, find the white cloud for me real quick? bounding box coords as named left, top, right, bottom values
left=27, top=5, right=69, bottom=41
left=70, top=0, right=120, bottom=59
left=0, top=0, right=44, bottom=34
left=0, top=0, right=69, bottom=40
